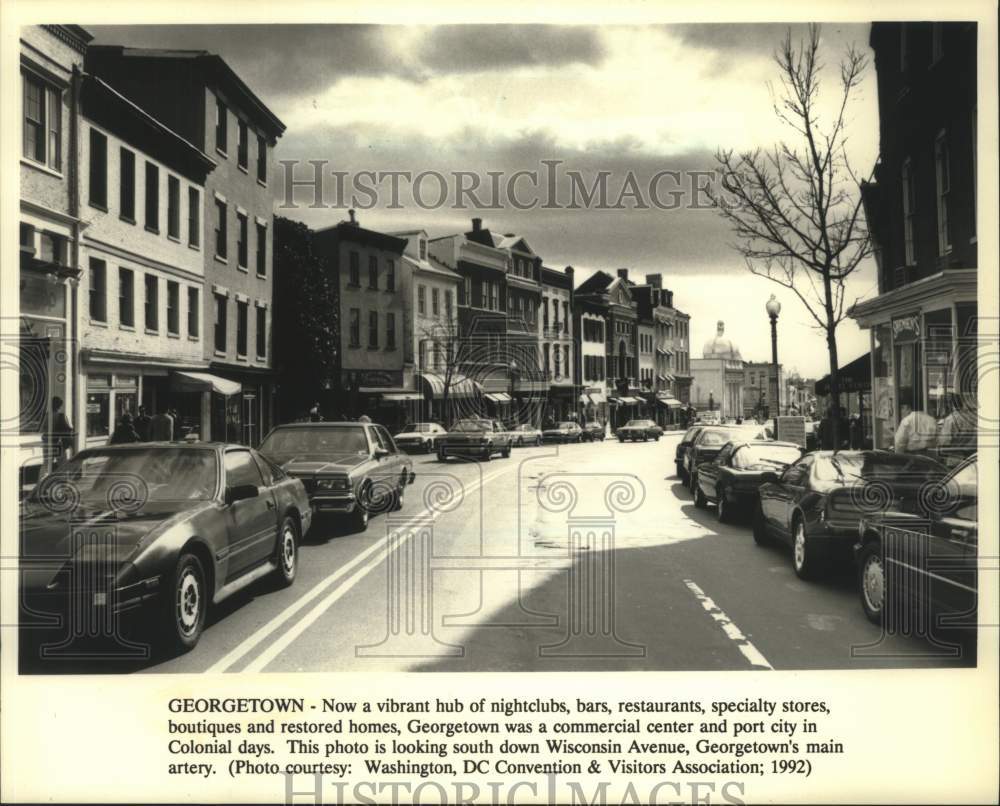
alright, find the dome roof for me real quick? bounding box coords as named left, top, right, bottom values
left=702, top=320, right=742, bottom=359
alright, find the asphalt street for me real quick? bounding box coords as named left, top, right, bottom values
left=19, top=433, right=975, bottom=673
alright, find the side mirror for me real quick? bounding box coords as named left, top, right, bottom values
left=760, top=471, right=779, bottom=484
left=226, top=483, right=259, bottom=505
left=373, top=447, right=390, bottom=458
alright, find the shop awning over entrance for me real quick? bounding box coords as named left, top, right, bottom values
left=814, top=352, right=871, bottom=396
left=485, top=392, right=511, bottom=403
left=173, top=370, right=242, bottom=396
left=418, top=372, right=481, bottom=399
left=657, top=396, right=683, bottom=408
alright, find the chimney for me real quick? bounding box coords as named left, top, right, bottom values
left=565, top=265, right=574, bottom=281
left=471, top=217, right=482, bottom=232
left=646, top=273, right=662, bottom=289
left=667, top=290, right=674, bottom=307
left=617, top=268, right=629, bottom=281
left=347, top=209, right=358, bottom=226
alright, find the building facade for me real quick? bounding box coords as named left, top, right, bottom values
left=576, top=302, right=609, bottom=425
left=742, top=360, right=785, bottom=419
left=690, top=321, right=746, bottom=419
left=17, top=25, right=92, bottom=489
left=540, top=266, right=576, bottom=422
left=852, top=22, right=978, bottom=452
left=85, top=46, right=286, bottom=446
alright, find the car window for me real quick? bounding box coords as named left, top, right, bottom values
left=376, top=426, right=398, bottom=453
left=698, top=430, right=731, bottom=447
left=782, top=455, right=813, bottom=485
left=226, top=450, right=265, bottom=489
left=716, top=444, right=734, bottom=464
left=452, top=420, right=489, bottom=432
left=252, top=451, right=274, bottom=486
left=733, top=444, right=804, bottom=469
left=260, top=426, right=369, bottom=455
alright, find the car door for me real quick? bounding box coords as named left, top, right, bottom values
left=926, top=458, right=978, bottom=621
left=375, top=425, right=404, bottom=479
left=763, top=455, right=810, bottom=537
left=700, top=444, right=730, bottom=498
left=222, top=448, right=278, bottom=580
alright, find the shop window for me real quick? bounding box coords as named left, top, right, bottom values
left=924, top=309, right=954, bottom=419
left=86, top=375, right=112, bottom=438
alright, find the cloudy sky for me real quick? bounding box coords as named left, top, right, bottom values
left=90, top=23, right=881, bottom=379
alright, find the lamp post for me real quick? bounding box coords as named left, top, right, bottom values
left=765, top=295, right=781, bottom=419
left=708, top=389, right=714, bottom=413
left=509, top=359, right=519, bottom=425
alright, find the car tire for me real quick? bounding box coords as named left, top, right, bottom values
left=751, top=503, right=769, bottom=545
left=655, top=435, right=660, bottom=442
left=437, top=450, right=447, bottom=462
left=689, top=471, right=698, bottom=495
left=694, top=483, right=708, bottom=509
left=791, top=515, right=821, bottom=580
left=535, top=437, right=542, bottom=446
left=162, top=551, right=207, bottom=654
left=858, top=540, right=885, bottom=625
left=273, top=516, right=299, bottom=587
left=716, top=485, right=731, bottom=523
left=618, top=437, right=624, bottom=443
left=351, top=487, right=371, bottom=533
left=482, top=449, right=492, bottom=462
left=502, top=445, right=511, bottom=458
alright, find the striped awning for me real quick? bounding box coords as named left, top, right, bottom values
left=381, top=392, right=423, bottom=402
left=485, top=392, right=511, bottom=403
left=418, top=372, right=481, bottom=399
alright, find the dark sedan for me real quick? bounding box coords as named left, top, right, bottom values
left=694, top=440, right=804, bottom=522
left=675, top=425, right=706, bottom=483
left=855, top=455, right=978, bottom=636
left=752, top=450, right=948, bottom=580
left=616, top=419, right=663, bottom=442
left=19, top=443, right=312, bottom=654
left=259, top=422, right=414, bottom=533
left=543, top=421, right=584, bottom=443
left=582, top=421, right=607, bottom=442
left=686, top=424, right=770, bottom=494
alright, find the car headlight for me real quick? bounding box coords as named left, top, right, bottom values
left=316, top=477, right=350, bottom=491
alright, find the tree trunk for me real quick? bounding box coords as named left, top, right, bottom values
left=822, top=271, right=842, bottom=449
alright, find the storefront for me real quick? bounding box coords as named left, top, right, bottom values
left=579, top=387, right=608, bottom=426
left=417, top=371, right=482, bottom=426
left=849, top=270, right=977, bottom=452
left=814, top=352, right=872, bottom=449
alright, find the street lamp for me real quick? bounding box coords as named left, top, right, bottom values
left=708, top=389, right=714, bottom=412
left=765, top=295, right=781, bottom=418
left=509, top=359, right=519, bottom=424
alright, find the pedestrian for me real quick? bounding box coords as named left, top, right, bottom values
left=357, top=414, right=372, bottom=424
left=134, top=405, right=152, bottom=441
left=149, top=408, right=175, bottom=441
left=309, top=403, right=323, bottom=422
left=818, top=403, right=849, bottom=450
left=42, top=396, right=75, bottom=468
left=110, top=413, right=141, bottom=445
left=939, top=394, right=977, bottom=449
left=893, top=402, right=938, bottom=454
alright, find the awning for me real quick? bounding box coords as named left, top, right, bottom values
left=608, top=397, right=622, bottom=405
left=418, top=372, right=481, bottom=399
left=619, top=396, right=641, bottom=405
left=485, top=392, right=511, bottom=403
left=656, top=348, right=674, bottom=356
left=173, top=370, right=241, bottom=396
left=815, top=352, right=871, bottom=396
left=381, top=392, right=423, bottom=402
left=657, top=396, right=683, bottom=408
left=579, top=393, right=592, bottom=405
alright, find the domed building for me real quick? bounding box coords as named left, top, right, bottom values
left=690, top=320, right=747, bottom=419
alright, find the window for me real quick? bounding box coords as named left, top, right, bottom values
left=118, top=267, right=134, bottom=328
left=256, top=222, right=267, bottom=276
left=418, top=285, right=426, bottom=315
left=120, top=148, right=135, bottom=221
left=167, top=175, right=180, bottom=239
left=188, top=187, right=200, bottom=247
left=901, top=159, right=915, bottom=266
left=145, top=162, right=159, bottom=232
left=386, top=259, right=395, bottom=291
left=349, top=251, right=360, bottom=286
left=386, top=312, right=396, bottom=349
left=256, top=306, right=266, bottom=358
left=89, top=128, right=107, bottom=208
left=215, top=199, right=227, bottom=259
left=934, top=131, right=951, bottom=255
left=368, top=255, right=379, bottom=289
left=432, top=288, right=440, bottom=316
left=563, top=301, right=569, bottom=331
left=167, top=281, right=180, bottom=335
left=256, top=134, right=267, bottom=183
left=144, top=274, right=158, bottom=331
left=214, top=294, right=227, bottom=351
left=564, top=345, right=571, bottom=375
left=444, top=290, right=453, bottom=321
left=368, top=311, right=379, bottom=348
left=23, top=72, right=61, bottom=170
left=543, top=297, right=549, bottom=328
left=419, top=239, right=427, bottom=259
left=349, top=308, right=360, bottom=347
left=89, top=258, right=107, bottom=322
left=237, top=212, right=249, bottom=268
left=237, top=119, right=248, bottom=170
left=463, top=276, right=471, bottom=306
left=225, top=450, right=264, bottom=489
left=236, top=300, right=248, bottom=356
left=215, top=97, right=227, bottom=153
left=188, top=287, right=199, bottom=338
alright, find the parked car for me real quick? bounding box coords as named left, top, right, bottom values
left=686, top=424, right=771, bottom=493
left=511, top=424, right=543, bottom=447
left=616, top=419, right=663, bottom=442
left=543, top=421, right=584, bottom=443
left=19, top=443, right=312, bottom=654
left=394, top=422, right=448, bottom=453
left=855, top=454, right=978, bottom=634
left=694, top=440, right=804, bottom=522
left=259, top=422, right=414, bottom=533
left=675, top=425, right=706, bottom=483
left=752, top=450, right=948, bottom=580
left=438, top=419, right=512, bottom=461
left=582, top=421, right=607, bottom=442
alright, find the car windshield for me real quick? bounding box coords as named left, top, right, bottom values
left=32, top=447, right=218, bottom=503
left=698, top=428, right=738, bottom=446
left=452, top=420, right=490, bottom=432
left=559, top=422, right=577, bottom=429
left=586, top=422, right=601, bottom=428
left=814, top=452, right=945, bottom=483
left=260, top=426, right=369, bottom=456
left=733, top=444, right=803, bottom=469
left=626, top=420, right=654, bottom=427
left=401, top=424, right=432, bottom=433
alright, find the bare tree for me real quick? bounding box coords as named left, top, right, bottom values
left=711, top=24, right=871, bottom=447
left=417, top=318, right=465, bottom=426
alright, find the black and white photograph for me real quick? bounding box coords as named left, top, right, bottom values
left=2, top=2, right=997, bottom=804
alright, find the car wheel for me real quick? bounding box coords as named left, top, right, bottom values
left=716, top=485, right=731, bottom=523
left=273, top=516, right=299, bottom=587
left=694, top=483, right=708, bottom=509
left=751, top=503, right=769, bottom=545
left=655, top=435, right=660, bottom=442
left=536, top=437, right=542, bottom=446
left=502, top=445, right=511, bottom=458
left=618, top=437, right=624, bottom=443
left=689, top=471, right=698, bottom=495
left=163, top=551, right=207, bottom=654
left=792, top=515, right=821, bottom=580
left=351, top=487, right=371, bottom=533
left=858, top=540, right=885, bottom=625
left=437, top=450, right=447, bottom=462
left=482, top=449, right=492, bottom=462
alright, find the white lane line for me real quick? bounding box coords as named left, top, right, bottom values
left=683, top=579, right=773, bottom=670
left=208, top=464, right=512, bottom=674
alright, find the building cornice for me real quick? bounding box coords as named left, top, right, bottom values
left=848, top=268, right=977, bottom=327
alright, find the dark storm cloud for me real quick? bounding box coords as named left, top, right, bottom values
left=88, top=24, right=606, bottom=100
left=671, top=23, right=811, bottom=55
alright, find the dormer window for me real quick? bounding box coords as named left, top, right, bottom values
left=419, top=238, right=427, bottom=260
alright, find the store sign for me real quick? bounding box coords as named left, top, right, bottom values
left=354, top=370, right=403, bottom=387
left=776, top=416, right=807, bottom=448
left=891, top=314, right=921, bottom=344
